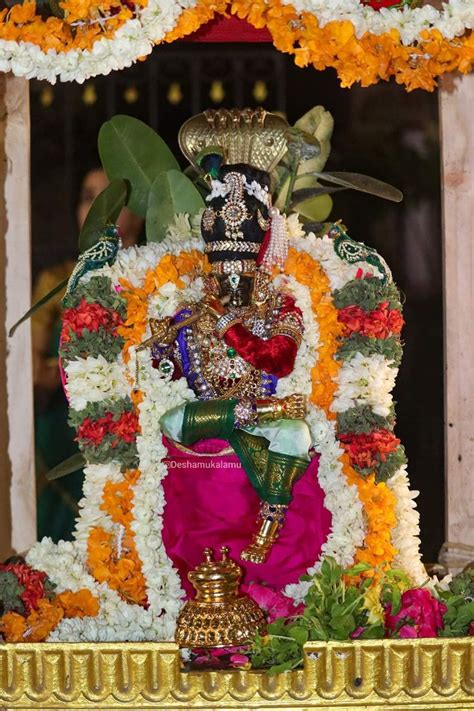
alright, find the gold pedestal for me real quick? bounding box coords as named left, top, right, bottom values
left=0, top=638, right=473, bottom=709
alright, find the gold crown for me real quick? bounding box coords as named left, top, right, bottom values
left=175, top=546, right=266, bottom=648
left=178, top=108, right=289, bottom=173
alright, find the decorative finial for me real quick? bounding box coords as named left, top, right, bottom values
left=175, top=545, right=266, bottom=648
left=204, top=547, right=214, bottom=563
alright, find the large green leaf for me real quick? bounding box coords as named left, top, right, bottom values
left=46, top=452, right=86, bottom=481
left=146, top=169, right=205, bottom=243
left=316, top=172, right=403, bottom=203
left=79, top=179, right=128, bottom=252
left=290, top=186, right=344, bottom=209
left=292, top=193, right=334, bottom=222
left=8, top=277, right=69, bottom=337
left=98, top=116, right=179, bottom=218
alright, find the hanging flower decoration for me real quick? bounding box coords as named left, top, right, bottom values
left=0, top=0, right=472, bottom=89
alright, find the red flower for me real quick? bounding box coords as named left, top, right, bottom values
left=0, top=562, right=48, bottom=614
left=76, top=410, right=139, bottom=448
left=385, top=588, right=447, bottom=638
left=339, top=429, right=400, bottom=470
left=242, top=582, right=304, bottom=623
left=77, top=413, right=113, bottom=446
left=338, top=302, right=404, bottom=339
left=62, top=299, right=122, bottom=342
left=110, top=411, right=140, bottom=444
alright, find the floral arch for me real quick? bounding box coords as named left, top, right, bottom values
left=1, top=0, right=473, bottom=89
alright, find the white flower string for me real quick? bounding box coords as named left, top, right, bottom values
left=0, top=0, right=472, bottom=83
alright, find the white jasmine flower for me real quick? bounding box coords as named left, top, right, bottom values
left=65, top=355, right=129, bottom=410
left=332, top=353, right=396, bottom=417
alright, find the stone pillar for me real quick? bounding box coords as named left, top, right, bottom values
left=0, top=75, right=36, bottom=559
left=440, top=73, right=474, bottom=553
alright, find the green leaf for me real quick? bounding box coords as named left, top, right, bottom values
left=330, top=613, right=356, bottom=639
left=0, top=571, right=25, bottom=615
left=290, top=186, right=344, bottom=208
left=8, top=277, right=69, bottom=337
left=268, top=658, right=302, bottom=675
left=387, top=585, right=402, bottom=616
left=146, top=169, right=205, bottom=243
left=343, top=562, right=373, bottom=576
left=288, top=626, right=309, bottom=645
left=359, top=624, right=385, bottom=640
left=98, top=115, right=179, bottom=218
left=79, top=179, right=128, bottom=252
left=46, top=453, right=86, bottom=481
left=291, top=193, right=333, bottom=222
left=315, top=171, right=403, bottom=203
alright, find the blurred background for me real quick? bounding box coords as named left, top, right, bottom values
left=29, top=43, right=443, bottom=561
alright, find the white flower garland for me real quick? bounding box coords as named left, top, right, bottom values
left=387, top=466, right=426, bottom=584
left=64, top=354, right=129, bottom=410
left=274, top=273, right=366, bottom=602
left=1, top=0, right=472, bottom=83
left=287, top=0, right=474, bottom=45
left=331, top=352, right=397, bottom=418
left=26, top=227, right=425, bottom=639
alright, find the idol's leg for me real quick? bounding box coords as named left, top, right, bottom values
left=241, top=420, right=311, bottom=564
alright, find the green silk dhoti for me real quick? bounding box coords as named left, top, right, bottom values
left=160, top=400, right=311, bottom=505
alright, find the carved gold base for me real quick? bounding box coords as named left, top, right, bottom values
left=0, top=638, right=473, bottom=709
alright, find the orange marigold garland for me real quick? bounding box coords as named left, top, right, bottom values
left=118, top=249, right=209, bottom=359
left=0, top=0, right=472, bottom=87
left=87, top=468, right=148, bottom=606
left=286, top=243, right=398, bottom=573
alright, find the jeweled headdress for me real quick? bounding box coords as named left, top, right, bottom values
left=179, top=109, right=290, bottom=272
left=178, top=108, right=289, bottom=174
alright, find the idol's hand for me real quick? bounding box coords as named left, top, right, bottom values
left=282, top=393, right=307, bottom=419
left=256, top=394, right=307, bottom=423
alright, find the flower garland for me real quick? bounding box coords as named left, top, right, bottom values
left=283, top=234, right=399, bottom=583
left=87, top=468, right=148, bottom=606
left=0, top=560, right=99, bottom=642
left=0, top=0, right=473, bottom=88
left=24, top=225, right=425, bottom=641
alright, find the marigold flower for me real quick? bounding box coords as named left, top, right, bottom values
left=55, top=589, right=100, bottom=618
left=0, top=612, right=27, bottom=642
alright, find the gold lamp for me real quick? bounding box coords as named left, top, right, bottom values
left=175, top=546, right=266, bottom=648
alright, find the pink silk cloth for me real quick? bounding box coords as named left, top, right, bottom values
left=161, top=437, right=332, bottom=597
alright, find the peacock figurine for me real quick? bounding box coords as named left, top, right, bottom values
left=63, top=226, right=121, bottom=302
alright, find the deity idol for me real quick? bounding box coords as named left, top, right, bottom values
left=134, top=110, right=331, bottom=579
left=150, top=168, right=310, bottom=564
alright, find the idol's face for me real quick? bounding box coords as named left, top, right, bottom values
left=216, top=274, right=254, bottom=308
